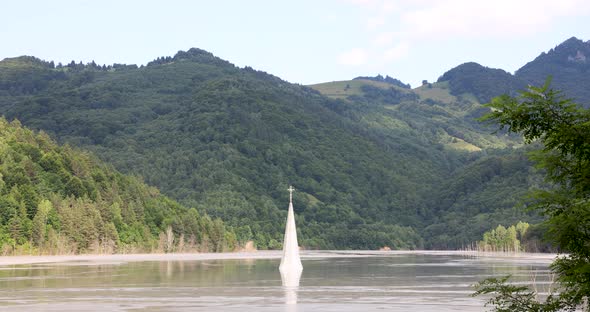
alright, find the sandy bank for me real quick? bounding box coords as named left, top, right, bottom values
left=0, top=250, right=558, bottom=266
left=0, top=251, right=282, bottom=266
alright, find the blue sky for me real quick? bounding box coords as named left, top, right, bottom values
left=2, top=0, right=589, bottom=88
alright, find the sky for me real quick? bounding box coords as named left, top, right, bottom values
left=1, top=0, right=590, bottom=88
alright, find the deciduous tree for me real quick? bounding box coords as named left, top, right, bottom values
left=475, top=79, right=590, bottom=311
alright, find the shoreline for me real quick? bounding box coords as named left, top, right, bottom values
left=0, top=250, right=558, bottom=267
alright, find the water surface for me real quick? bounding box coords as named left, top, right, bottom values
left=0, top=251, right=554, bottom=311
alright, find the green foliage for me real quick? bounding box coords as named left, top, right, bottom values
left=353, top=75, right=411, bottom=89
left=478, top=222, right=530, bottom=252
left=357, top=84, right=418, bottom=104
left=0, top=49, right=544, bottom=249
left=0, top=51, right=443, bottom=249
left=312, top=76, right=539, bottom=248
left=437, top=62, right=526, bottom=104
left=31, top=199, right=52, bottom=246
left=515, top=221, right=529, bottom=239
left=424, top=149, right=541, bottom=249
left=0, top=118, right=234, bottom=254
left=475, top=80, right=590, bottom=310
left=438, top=38, right=590, bottom=110
left=516, top=37, right=590, bottom=107
left=473, top=276, right=568, bottom=312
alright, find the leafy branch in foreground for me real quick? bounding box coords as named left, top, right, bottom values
left=474, top=78, right=590, bottom=311
left=473, top=276, right=568, bottom=312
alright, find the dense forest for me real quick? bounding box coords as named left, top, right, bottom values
left=0, top=37, right=584, bottom=251
left=0, top=118, right=234, bottom=255
left=516, top=37, right=590, bottom=106
left=436, top=62, right=526, bottom=103
left=0, top=51, right=432, bottom=249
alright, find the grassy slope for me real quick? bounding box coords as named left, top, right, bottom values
left=308, top=79, right=402, bottom=99
left=308, top=79, right=512, bottom=152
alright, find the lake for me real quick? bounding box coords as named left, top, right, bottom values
left=0, top=251, right=555, bottom=311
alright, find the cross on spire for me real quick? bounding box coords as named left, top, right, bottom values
left=288, top=185, right=295, bottom=203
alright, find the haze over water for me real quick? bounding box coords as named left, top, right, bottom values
left=0, top=251, right=554, bottom=311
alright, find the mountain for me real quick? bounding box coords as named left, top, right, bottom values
left=0, top=50, right=440, bottom=249
left=3, top=37, right=583, bottom=250
left=0, top=118, right=234, bottom=255
left=436, top=62, right=526, bottom=104
left=436, top=37, right=590, bottom=107
left=516, top=36, right=590, bottom=105
left=308, top=38, right=590, bottom=249
left=308, top=78, right=539, bottom=249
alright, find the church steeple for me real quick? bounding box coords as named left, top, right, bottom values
left=279, top=185, right=303, bottom=276
left=288, top=185, right=294, bottom=204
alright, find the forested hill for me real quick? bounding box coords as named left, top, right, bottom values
left=308, top=78, right=539, bottom=249
left=436, top=62, right=526, bottom=104
left=1, top=40, right=570, bottom=250
left=436, top=37, right=590, bottom=107
left=0, top=118, right=234, bottom=255
left=0, top=50, right=439, bottom=249
left=516, top=36, right=590, bottom=105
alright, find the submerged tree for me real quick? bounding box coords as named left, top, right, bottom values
left=474, top=78, right=590, bottom=311
left=479, top=223, right=527, bottom=252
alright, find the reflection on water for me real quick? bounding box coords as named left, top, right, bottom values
left=0, top=251, right=553, bottom=311
left=281, top=266, right=301, bottom=305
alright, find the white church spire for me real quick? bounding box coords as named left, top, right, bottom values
left=279, top=185, right=303, bottom=276
left=288, top=185, right=294, bottom=204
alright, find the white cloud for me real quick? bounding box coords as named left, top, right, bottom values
left=340, top=0, right=381, bottom=8
left=342, top=0, right=382, bottom=9
left=374, top=31, right=397, bottom=46
left=366, top=15, right=386, bottom=29
left=338, top=0, right=590, bottom=68
left=383, top=42, right=409, bottom=62
left=345, top=0, right=590, bottom=39
left=381, top=1, right=396, bottom=13
left=337, top=48, right=369, bottom=66
left=399, top=0, right=590, bottom=39
left=343, top=0, right=398, bottom=11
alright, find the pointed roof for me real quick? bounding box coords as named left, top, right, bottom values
left=279, top=185, right=302, bottom=274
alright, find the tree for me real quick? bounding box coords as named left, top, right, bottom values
left=515, top=221, right=529, bottom=241
left=474, top=78, right=590, bottom=311
left=479, top=224, right=523, bottom=252
left=32, top=199, right=52, bottom=246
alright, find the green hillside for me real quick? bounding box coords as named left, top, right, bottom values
left=308, top=79, right=404, bottom=100
left=0, top=51, right=439, bottom=249
left=309, top=77, right=541, bottom=248
left=309, top=78, right=518, bottom=151
left=353, top=75, right=412, bottom=89
left=0, top=48, right=547, bottom=250
left=424, top=148, right=543, bottom=249
left=516, top=36, right=590, bottom=106
left=0, top=118, right=234, bottom=255
left=435, top=38, right=590, bottom=108
left=436, top=62, right=526, bottom=104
